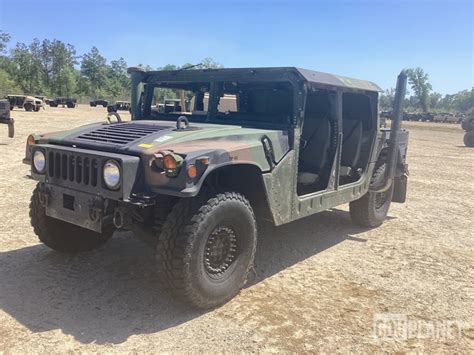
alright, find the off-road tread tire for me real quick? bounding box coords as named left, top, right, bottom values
left=464, top=130, right=474, bottom=147
left=461, top=119, right=474, bottom=131
left=156, top=192, right=257, bottom=309
left=349, top=164, right=394, bottom=228
left=30, top=184, right=114, bottom=253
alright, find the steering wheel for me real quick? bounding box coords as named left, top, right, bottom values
left=106, top=112, right=122, bottom=124
left=176, top=116, right=189, bottom=130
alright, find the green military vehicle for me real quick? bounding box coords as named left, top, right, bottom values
left=23, top=67, right=409, bottom=308
left=49, top=97, right=77, bottom=108
left=6, top=95, right=44, bottom=111
left=90, top=99, right=109, bottom=107
left=461, top=114, right=474, bottom=147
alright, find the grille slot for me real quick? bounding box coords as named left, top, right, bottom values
left=75, top=123, right=167, bottom=145
left=48, top=151, right=99, bottom=187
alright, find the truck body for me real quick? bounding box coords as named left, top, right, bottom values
left=24, top=66, right=409, bottom=308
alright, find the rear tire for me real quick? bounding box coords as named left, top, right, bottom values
left=464, top=131, right=474, bottom=147
left=30, top=184, right=114, bottom=253
left=156, top=192, right=257, bottom=309
left=349, top=164, right=394, bottom=228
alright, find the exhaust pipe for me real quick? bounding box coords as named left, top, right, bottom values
left=371, top=70, right=407, bottom=193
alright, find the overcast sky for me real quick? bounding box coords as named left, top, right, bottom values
left=1, top=0, right=473, bottom=94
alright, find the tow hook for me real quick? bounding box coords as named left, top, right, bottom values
left=37, top=184, right=50, bottom=207
left=113, top=208, right=124, bottom=229
left=38, top=189, right=50, bottom=207
left=89, top=198, right=104, bottom=223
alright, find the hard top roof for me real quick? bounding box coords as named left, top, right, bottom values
left=141, top=66, right=382, bottom=92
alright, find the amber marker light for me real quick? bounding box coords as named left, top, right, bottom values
left=198, top=157, right=210, bottom=165
left=187, top=164, right=197, bottom=178
left=27, top=134, right=36, bottom=146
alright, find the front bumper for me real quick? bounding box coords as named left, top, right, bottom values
left=30, top=144, right=142, bottom=232
left=38, top=184, right=111, bottom=232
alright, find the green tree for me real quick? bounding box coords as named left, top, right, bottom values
left=107, top=57, right=130, bottom=99
left=406, top=67, right=432, bottom=112
left=0, top=30, right=10, bottom=54
left=0, top=69, right=20, bottom=95
left=428, top=92, right=442, bottom=110
left=200, top=57, right=222, bottom=69
left=379, top=88, right=395, bottom=110
left=80, top=46, right=108, bottom=98
left=48, top=40, right=77, bottom=96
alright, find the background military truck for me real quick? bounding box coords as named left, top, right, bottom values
left=90, top=99, right=109, bottom=107
left=0, top=99, right=15, bottom=138
left=461, top=113, right=474, bottom=147
left=107, top=100, right=131, bottom=113
left=23, top=67, right=409, bottom=309
left=49, top=97, right=77, bottom=108
left=5, top=95, right=44, bottom=111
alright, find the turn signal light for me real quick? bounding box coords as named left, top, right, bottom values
left=27, top=134, right=36, bottom=146
left=187, top=164, right=197, bottom=178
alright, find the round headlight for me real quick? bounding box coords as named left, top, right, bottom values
left=103, top=160, right=121, bottom=190
left=33, top=150, right=46, bottom=173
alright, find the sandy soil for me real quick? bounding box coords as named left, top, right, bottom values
left=0, top=106, right=473, bottom=352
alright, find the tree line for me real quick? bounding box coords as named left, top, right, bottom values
left=0, top=31, right=221, bottom=103
left=1, top=31, right=472, bottom=111
left=379, top=67, right=473, bottom=113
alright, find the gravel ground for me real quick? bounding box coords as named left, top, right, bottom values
left=0, top=106, right=473, bottom=352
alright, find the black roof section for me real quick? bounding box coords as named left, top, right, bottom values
left=140, top=66, right=382, bottom=92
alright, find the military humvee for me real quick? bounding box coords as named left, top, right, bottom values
left=49, top=97, right=77, bottom=108
left=5, top=95, right=43, bottom=111
left=90, top=99, right=109, bottom=107
left=23, top=67, right=409, bottom=308
left=0, top=99, right=15, bottom=137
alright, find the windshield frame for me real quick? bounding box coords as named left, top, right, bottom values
left=137, top=71, right=303, bottom=129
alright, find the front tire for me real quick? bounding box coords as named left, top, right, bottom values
left=156, top=192, right=257, bottom=309
left=349, top=164, right=394, bottom=228
left=30, top=184, right=114, bottom=253
left=464, top=130, right=474, bottom=147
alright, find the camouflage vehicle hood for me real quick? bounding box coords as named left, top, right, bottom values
left=41, top=120, right=290, bottom=173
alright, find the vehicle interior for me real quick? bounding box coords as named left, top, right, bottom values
left=297, top=89, right=376, bottom=196
left=297, top=89, right=337, bottom=195
left=144, top=81, right=294, bottom=129
left=339, top=92, right=375, bottom=186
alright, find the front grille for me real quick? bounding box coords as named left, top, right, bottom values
left=75, top=122, right=166, bottom=145
left=0, top=103, right=6, bottom=109
left=47, top=151, right=100, bottom=187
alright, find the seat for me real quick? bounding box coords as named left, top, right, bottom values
left=298, top=118, right=331, bottom=185
left=341, top=119, right=362, bottom=170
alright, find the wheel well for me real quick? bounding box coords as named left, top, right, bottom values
left=202, top=164, right=273, bottom=223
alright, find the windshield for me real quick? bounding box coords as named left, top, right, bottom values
left=141, top=80, right=294, bottom=128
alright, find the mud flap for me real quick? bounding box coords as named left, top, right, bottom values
left=8, top=119, right=14, bottom=138
left=0, top=118, right=14, bottom=139
left=392, top=175, right=407, bottom=203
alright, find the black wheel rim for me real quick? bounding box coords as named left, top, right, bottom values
left=204, top=226, right=238, bottom=279
left=375, top=191, right=388, bottom=209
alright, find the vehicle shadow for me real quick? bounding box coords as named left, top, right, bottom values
left=0, top=208, right=371, bottom=344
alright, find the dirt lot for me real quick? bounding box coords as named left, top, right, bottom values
left=0, top=106, right=473, bottom=352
